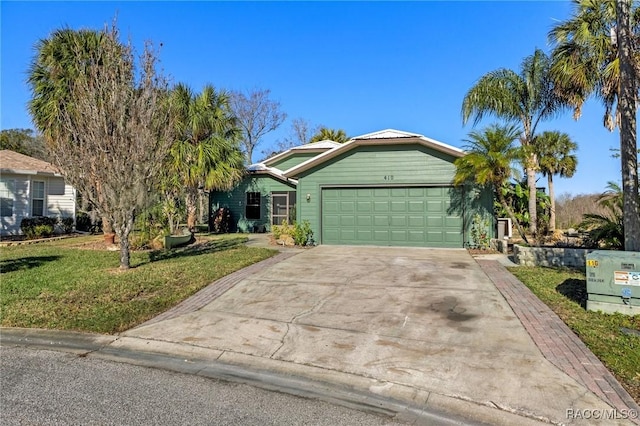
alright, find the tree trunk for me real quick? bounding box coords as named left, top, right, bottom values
left=185, top=188, right=198, bottom=232
left=198, top=189, right=205, bottom=225
left=498, top=191, right=529, bottom=245
left=548, top=174, right=556, bottom=233
left=115, top=217, right=133, bottom=270
left=616, top=0, right=640, bottom=251
left=526, top=162, right=538, bottom=235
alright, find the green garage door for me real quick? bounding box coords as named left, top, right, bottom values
left=321, top=187, right=463, bottom=247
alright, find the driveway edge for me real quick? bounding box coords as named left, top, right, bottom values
left=476, top=259, right=640, bottom=424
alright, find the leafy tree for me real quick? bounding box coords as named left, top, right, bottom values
left=168, top=83, right=245, bottom=231
left=229, top=88, right=286, bottom=164
left=0, top=129, right=47, bottom=160
left=549, top=0, right=639, bottom=250
left=309, top=127, right=349, bottom=143
left=462, top=48, right=567, bottom=234
left=534, top=131, right=578, bottom=232
left=27, top=24, right=176, bottom=269
left=453, top=124, right=529, bottom=243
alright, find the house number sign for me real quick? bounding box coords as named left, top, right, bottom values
left=383, top=175, right=394, bottom=181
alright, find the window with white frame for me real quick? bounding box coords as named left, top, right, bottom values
left=32, top=180, right=45, bottom=216
left=0, top=179, right=15, bottom=217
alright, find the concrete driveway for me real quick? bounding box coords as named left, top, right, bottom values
left=123, top=246, right=621, bottom=425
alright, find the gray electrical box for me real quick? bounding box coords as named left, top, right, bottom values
left=586, top=250, right=640, bottom=315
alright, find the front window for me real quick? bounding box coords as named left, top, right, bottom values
left=32, top=181, right=45, bottom=216
left=246, top=192, right=261, bottom=220
left=0, top=179, right=15, bottom=217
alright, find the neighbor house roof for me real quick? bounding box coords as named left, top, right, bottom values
left=246, top=163, right=298, bottom=185
left=283, top=129, right=465, bottom=178
left=0, top=150, right=63, bottom=177
left=263, top=140, right=343, bottom=166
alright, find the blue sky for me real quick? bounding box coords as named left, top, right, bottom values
left=1, top=1, right=624, bottom=196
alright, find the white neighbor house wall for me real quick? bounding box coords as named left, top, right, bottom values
left=0, top=172, right=76, bottom=236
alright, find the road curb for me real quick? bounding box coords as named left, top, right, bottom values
left=1, top=327, right=548, bottom=425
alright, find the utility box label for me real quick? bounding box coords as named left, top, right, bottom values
left=614, top=271, right=640, bottom=286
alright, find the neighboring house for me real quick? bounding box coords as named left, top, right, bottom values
left=0, top=150, right=76, bottom=236
left=210, top=129, right=494, bottom=247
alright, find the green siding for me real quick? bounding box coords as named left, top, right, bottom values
left=210, top=174, right=295, bottom=232
left=268, top=152, right=320, bottom=171
left=294, top=144, right=493, bottom=246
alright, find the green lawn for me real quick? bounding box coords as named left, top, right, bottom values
left=508, top=266, right=640, bottom=402
left=0, top=235, right=276, bottom=334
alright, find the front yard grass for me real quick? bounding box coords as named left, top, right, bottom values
left=508, top=266, right=640, bottom=402
left=1, top=235, right=276, bottom=334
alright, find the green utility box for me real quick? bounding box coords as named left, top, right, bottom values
left=586, top=250, right=640, bottom=315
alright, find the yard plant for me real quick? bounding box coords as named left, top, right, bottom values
left=509, top=266, right=640, bottom=402
left=0, top=235, right=276, bottom=334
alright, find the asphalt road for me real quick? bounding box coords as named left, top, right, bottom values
left=1, top=346, right=407, bottom=426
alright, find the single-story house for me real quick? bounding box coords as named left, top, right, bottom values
left=0, top=150, right=76, bottom=236
left=210, top=129, right=494, bottom=248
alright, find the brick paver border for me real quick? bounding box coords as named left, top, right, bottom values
left=476, top=259, right=639, bottom=422
left=134, top=251, right=299, bottom=328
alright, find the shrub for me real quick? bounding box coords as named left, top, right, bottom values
left=60, top=217, right=74, bottom=234
left=273, top=220, right=313, bottom=246
left=212, top=207, right=232, bottom=234
left=292, top=220, right=313, bottom=246
left=469, top=214, right=490, bottom=249
left=76, top=212, right=103, bottom=233
left=20, top=217, right=57, bottom=239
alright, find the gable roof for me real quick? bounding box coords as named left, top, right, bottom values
left=246, top=163, right=298, bottom=185
left=0, top=150, right=62, bottom=176
left=263, top=140, right=342, bottom=166
left=283, top=129, right=465, bottom=178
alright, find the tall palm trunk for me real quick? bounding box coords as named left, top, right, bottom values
left=185, top=187, right=198, bottom=231
left=497, top=191, right=529, bottom=245
left=547, top=174, right=556, bottom=233
left=616, top=0, right=640, bottom=251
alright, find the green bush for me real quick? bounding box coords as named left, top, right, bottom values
left=20, top=217, right=57, bottom=239
left=60, top=217, right=74, bottom=234
left=273, top=220, right=313, bottom=246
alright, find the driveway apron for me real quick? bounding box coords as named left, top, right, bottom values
left=123, top=246, right=624, bottom=424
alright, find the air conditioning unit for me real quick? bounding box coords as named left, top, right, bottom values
left=586, top=250, right=640, bottom=315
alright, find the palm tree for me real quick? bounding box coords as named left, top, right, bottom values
left=309, top=127, right=350, bottom=143
left=580, top=182, right=625, bottom=249
left=168, top=83, right=245, bottom=231
left=534, top=131, right=578, bottom=233
left=453, top=124, right=529, bottom=243
left=27, top=28, right=117, bottom=237
left=549, top=0, right=640, bottom=250
left=462, top=49, right=567, bottom=235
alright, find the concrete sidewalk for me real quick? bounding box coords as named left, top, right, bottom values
left=2, top=246, right=638, bottom=425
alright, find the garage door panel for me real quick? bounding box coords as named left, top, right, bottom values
left=373, top=215, right=388, bottom=226
left=373, top=201, right=389, bottom=212
left=322, top=187, right=462, bottom=247
left=408, top=216, right=424, bottom=227
left=408, top=200, right=424, bottom=212
left=390, top=215, right=407, bottom=226
left=357, top=201, right=372, bottom=212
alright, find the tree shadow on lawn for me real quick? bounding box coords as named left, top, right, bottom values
left=0, top=255, right=62, bottom=273
left=145, top=236, right=248, bottom=264
left=556, top=278, right=588, bottom=309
